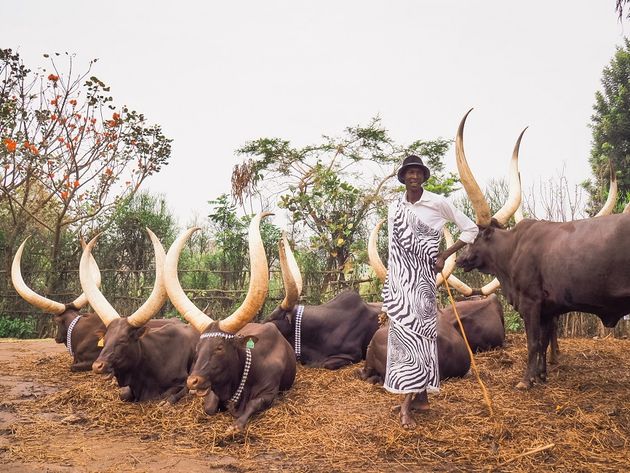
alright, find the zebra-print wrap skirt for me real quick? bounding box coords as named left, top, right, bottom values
left=382, top=201, right=441, bottom=394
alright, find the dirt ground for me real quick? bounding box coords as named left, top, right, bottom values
left=0, top=335, right=629, bottom=473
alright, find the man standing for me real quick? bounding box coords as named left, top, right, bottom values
left=382, top=155, right=478, bottom=428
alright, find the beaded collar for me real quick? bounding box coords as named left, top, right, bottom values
left=294, top=305, right=304, bottom=360
left=66, top=315, right=82, bottom=356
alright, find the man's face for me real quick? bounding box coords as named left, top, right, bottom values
left=403, top=167, right=426, bottom=191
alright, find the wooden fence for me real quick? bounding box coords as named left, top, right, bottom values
left=1, top=268, right=628, bottom=339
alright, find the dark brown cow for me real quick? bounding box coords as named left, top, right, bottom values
left=454, top=109, right=630, bottom=389
left=358, top=314, right=471, bottom=384
left=80, top=229, right=199, bottom=403
left=265, top=235, right=380, bottom=369
left=164, top=213, right=296, bottom=434
left=12, top=238, right=106, bottom=371
left=440, top=294, right=505, bottom=352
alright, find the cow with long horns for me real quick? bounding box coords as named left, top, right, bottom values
left=454, top=109, right=630, bottom=389
left=12, top=238, right=106, bottom=371
left=264, top=234, right=381, bottom=369
left=80, top=229, right=199, bottom=403
left=164, top=213, right=296, bottom=434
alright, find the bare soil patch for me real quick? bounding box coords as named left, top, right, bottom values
left=0, top=334, right=629, bottom=472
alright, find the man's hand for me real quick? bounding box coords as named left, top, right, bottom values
left=434, top=253, right=446, bottom=273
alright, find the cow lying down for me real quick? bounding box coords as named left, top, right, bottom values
left=80, top=229, right=199, bottom=404
left=164, top=213, right=296, bottom=434
left=359, top=294, right=505, bottom=384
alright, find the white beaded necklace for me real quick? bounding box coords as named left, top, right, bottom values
left=66, top=315, right=82, bottom=356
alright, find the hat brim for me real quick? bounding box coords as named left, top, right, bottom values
left=397, top=164, right=430, bottom=184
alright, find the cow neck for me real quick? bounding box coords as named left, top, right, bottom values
left=294, top=305, right=305, bottom=360
left=66, top=315, right=82, bottom=356
left=199, top=331, right=251, bottom=405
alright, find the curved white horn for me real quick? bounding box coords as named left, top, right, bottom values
left=594, top=163, right=617, bottom=217
left=368, top=219, right=387, bottom=283
left=164, top=227, right=214, bottom=333
left=79, top=234, right=120, bottom=327
left=11, top=237, right=66, bottom=315
left=446, top=274, right=473, bottom=297
left=493, top=128, right=525, bottom=226
left=455, top=109, right=492, bottom=227
left=219, top=212, right=273, bottom=333
left=279, top=233, right=301, bottom=310
left=126, top=228, right=168, bottom=328
left=480, top=278, right=501, bottom=295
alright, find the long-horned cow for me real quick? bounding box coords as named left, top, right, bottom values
left=264, top=234, right=381, bottom=369
left=12, top=238, right=105, bottom=371
left=454, top=109, right=630, bottom=389
left=80, top=228, right=199, bottom=403
left=164, top=213, right=296, bottom=434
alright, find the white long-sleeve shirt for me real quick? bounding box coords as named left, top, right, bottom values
left=387, top=189, right=478, bottom=245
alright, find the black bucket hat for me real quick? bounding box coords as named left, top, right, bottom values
left=397, top=155, right=431, bottom=183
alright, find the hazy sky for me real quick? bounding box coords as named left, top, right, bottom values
left=3, top=1, right=629, bottom=226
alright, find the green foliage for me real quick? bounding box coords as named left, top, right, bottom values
left=586, top=37, right=630, bottom=214
left=504, top=309, right=524, bottom=333
left=0, top=316, right=37, bottom=339
left=232, top=117, right=459, bottom=285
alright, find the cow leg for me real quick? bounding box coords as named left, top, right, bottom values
left=356, top=366, right=383, bottom=385
left=537, top=321, right=551, bottom=383
left=119, top=386, right=134, bottom=401
left=203, top=391, right=220, bottom=415
left=226, top=393, right=275, bottom=434
left=548, top=317, right=560, bottom=365
left=321, top=355, right=355, bottom=370
left=517, top=307, right=541, bottom=390
left=70, top=360, right=94, bottom=372
left=162, top=385, right=188, bottom=405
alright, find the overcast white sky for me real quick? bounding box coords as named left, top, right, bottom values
left=3, top=1, right=629, bottom=226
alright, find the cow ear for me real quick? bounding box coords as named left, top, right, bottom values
left=236, top=335, right=259, bottom=349
left=133, top=326, right=148, bottom=340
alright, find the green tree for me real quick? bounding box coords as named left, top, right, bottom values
left=586, top=38, right=630, bottom=214
left=231, top=117, right=457, bottom=288
left=0, top=49, right=172, bottom=302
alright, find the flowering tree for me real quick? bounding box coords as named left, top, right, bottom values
left=0, top=49, right=171, bottom=300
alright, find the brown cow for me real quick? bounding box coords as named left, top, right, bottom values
left=454, top=109, right=630, bottom=389
left=12, top=237, right=105, bottom=371
left=80, top=228, right=199, bottom=403
left=164, top=213, right=296, bottom=434
left=265, top=234, right=381, bottom=369
left=358, top=313, right=472, bottom=384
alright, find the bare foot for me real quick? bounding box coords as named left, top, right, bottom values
left=399, top=393, right=416, bottom=429
left=411, top=390, right=430, bottom=412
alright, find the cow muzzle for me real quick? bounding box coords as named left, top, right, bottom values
left=187, top=375, right=209, bottom=396
left=92, top=360, right=109, bottom=374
